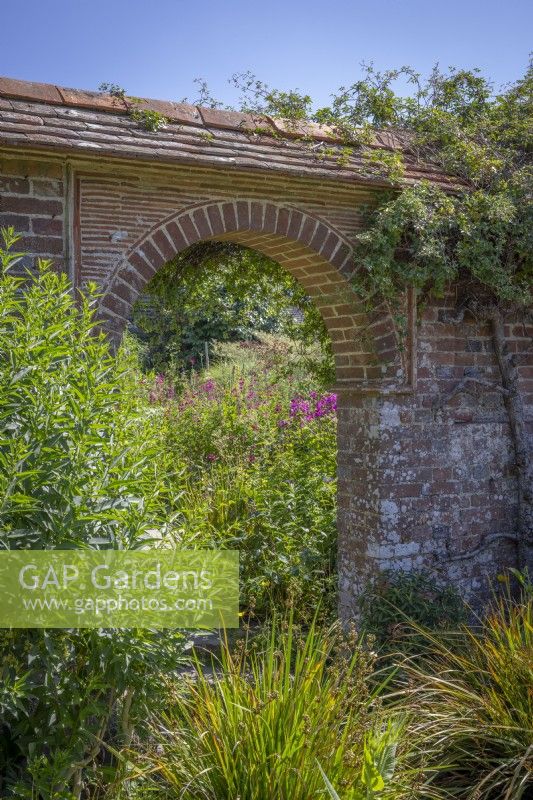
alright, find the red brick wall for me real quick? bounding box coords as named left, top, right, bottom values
left=338, top=297, right=531, bottom=615
left=1, top=150, right=531, bottom=615
left=0, top=156, right=65, bottom=273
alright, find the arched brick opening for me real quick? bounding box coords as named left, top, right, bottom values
left=96, top=199, right=405, bottom=615
left=98, top=200, right=401, bottom=385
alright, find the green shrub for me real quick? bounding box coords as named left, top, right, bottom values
left=359, top=570, right=467, bottom=653
left=0, top=236, right=166, bottom=551
left=141, top=616, right=425, bottom=799
left=407, top=575, right=533, bottom=799
left=0, top=229, right=184, bottom=799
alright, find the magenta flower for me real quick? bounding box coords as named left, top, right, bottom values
left=289, top=398, right=311, bottom=417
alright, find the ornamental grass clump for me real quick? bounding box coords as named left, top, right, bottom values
left=143, top=617, right=427, bottom=799
left=406, top=575, right=533, bottom=799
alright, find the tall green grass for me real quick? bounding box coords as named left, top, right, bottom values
left=104, top=579, right=532, bottom=800
left=406, top=576, right=532, bottom=798
left=141, top=617, right=426, bottom=799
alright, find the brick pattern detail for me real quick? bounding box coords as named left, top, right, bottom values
left=98, top=199, right=401, bottom=383
left=338, top=297, right=532, bottom=612
left=0, top=156, right=64, bottom=272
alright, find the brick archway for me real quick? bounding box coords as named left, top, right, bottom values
left=98, top=199, right=399, bottom=384
left=1, top=76, right=524, bottom=617
left=95, top=199, right=412, bottom=614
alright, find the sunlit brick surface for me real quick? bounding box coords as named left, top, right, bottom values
left=1, top=77, right=530, bottom=616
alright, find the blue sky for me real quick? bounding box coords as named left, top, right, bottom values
left=1, top=0, right=531, bottom=107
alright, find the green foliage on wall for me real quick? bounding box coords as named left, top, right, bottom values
left=225, top=62, right=532, bottom=313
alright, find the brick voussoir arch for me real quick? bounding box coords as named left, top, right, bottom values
left=99, top=199, right=392, bottom=382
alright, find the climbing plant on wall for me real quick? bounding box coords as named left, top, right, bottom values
left=217, top=61, right=532, bottom=562
left=101, top=62, right=532, bottom=557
